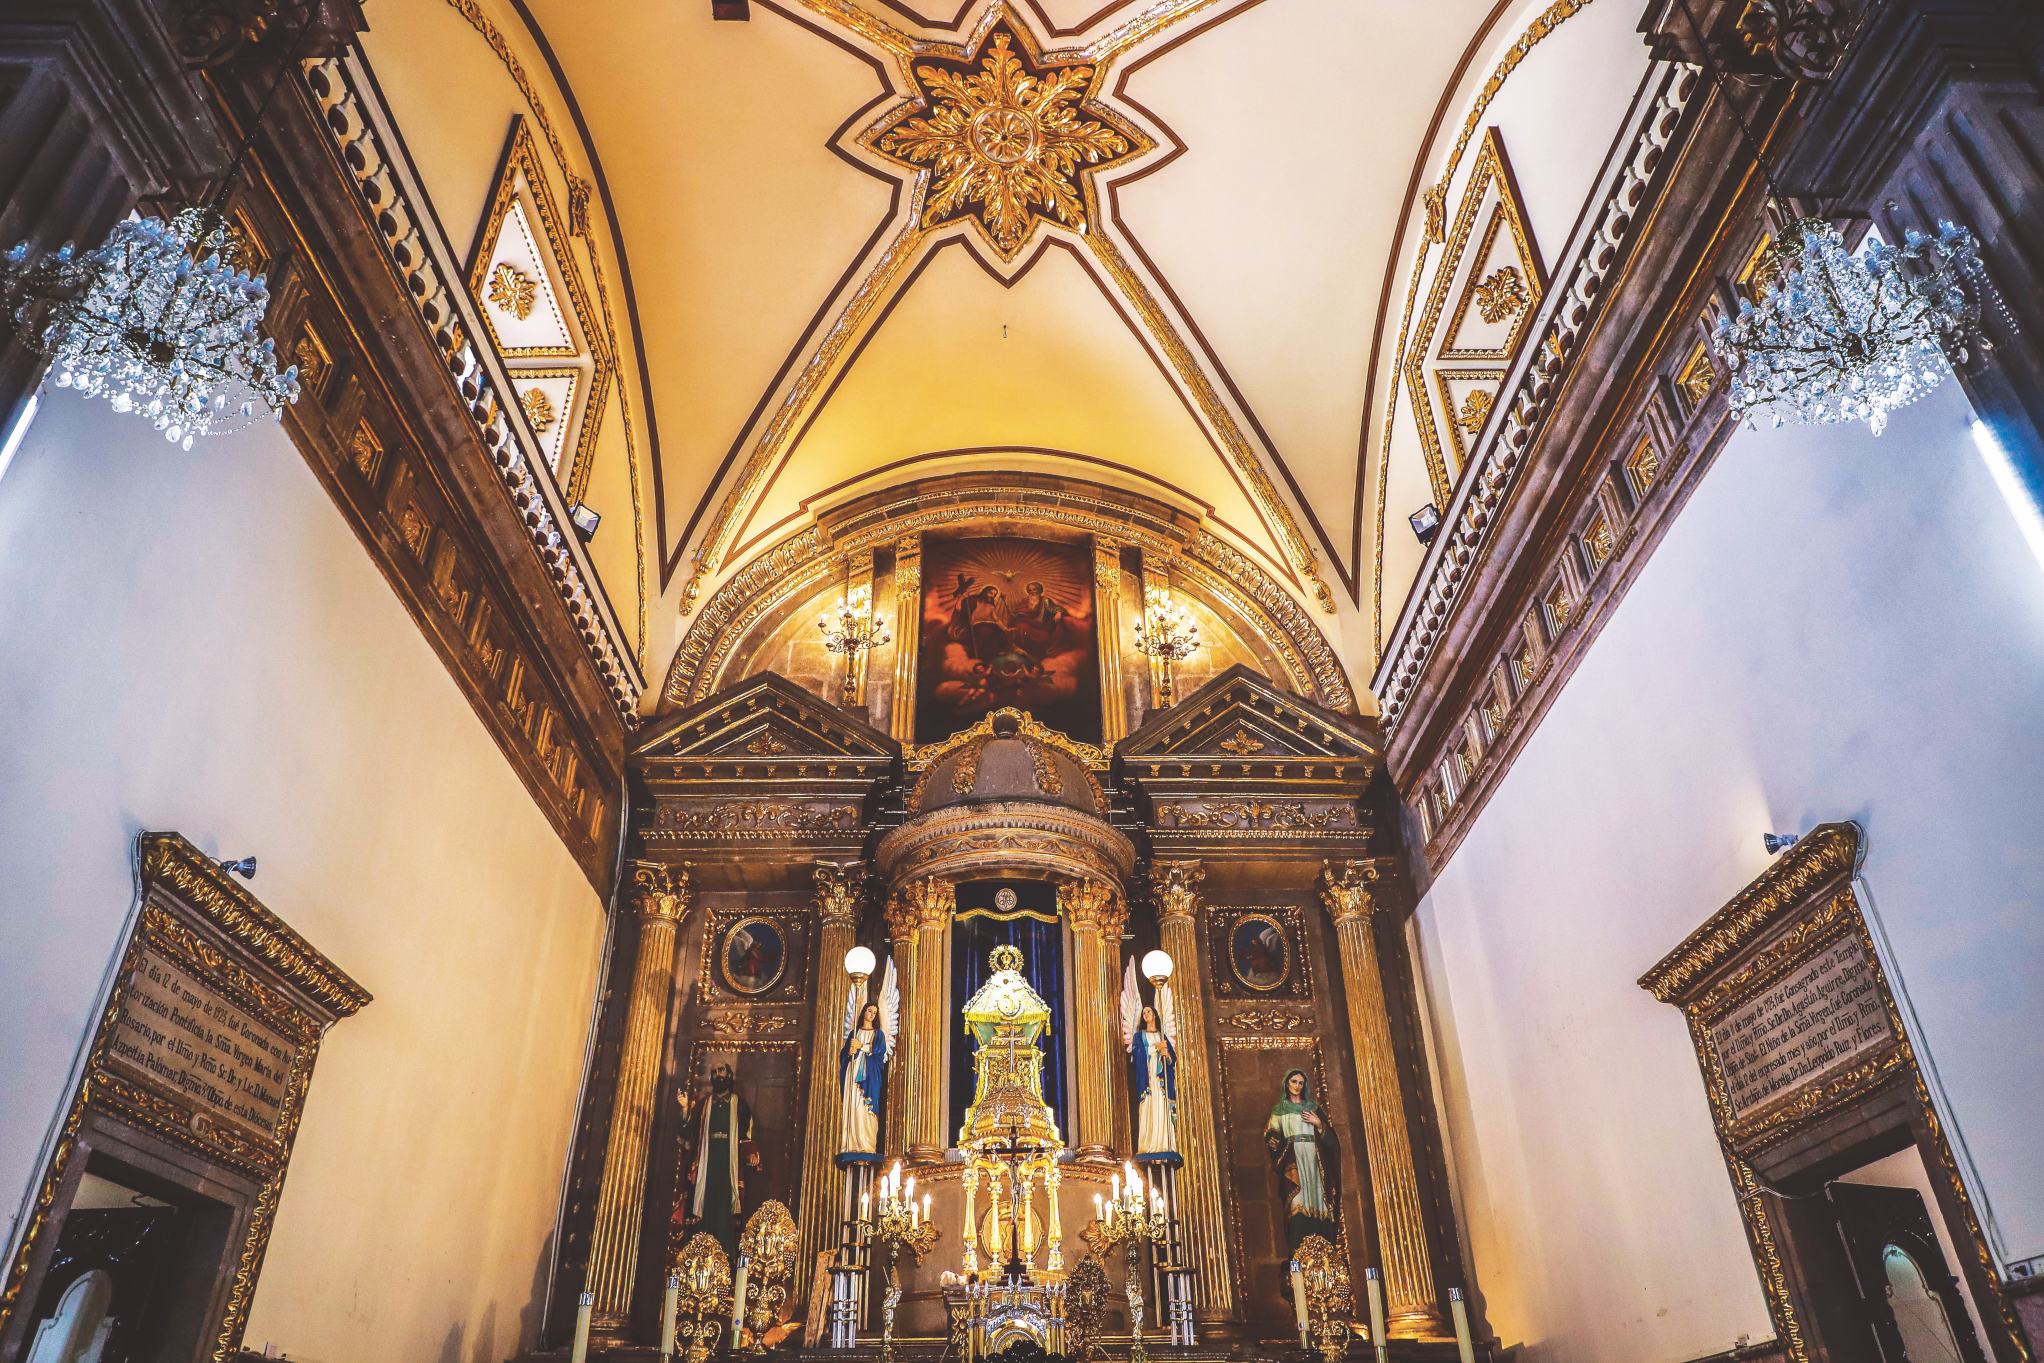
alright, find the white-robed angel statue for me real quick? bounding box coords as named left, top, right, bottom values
left=837, top=956, right=898, bottom=1163
left=1121, top=956, right=1180, bottom=1164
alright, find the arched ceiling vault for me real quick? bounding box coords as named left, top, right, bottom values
left=488, top=0, right=1552, bottom=638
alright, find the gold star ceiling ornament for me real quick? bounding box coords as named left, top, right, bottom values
left=863, top=17, right=1151, bottom=261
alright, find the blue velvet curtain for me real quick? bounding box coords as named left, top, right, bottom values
left=949, top=879, right=1067, bottom=1143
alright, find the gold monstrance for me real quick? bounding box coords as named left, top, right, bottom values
left=957, top=945, right=1070, bottom=1356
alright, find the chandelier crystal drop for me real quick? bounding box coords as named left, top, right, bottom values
left=1713, top=216, right=1990, bottom=436
left=2, top=206, right=300, bottom=450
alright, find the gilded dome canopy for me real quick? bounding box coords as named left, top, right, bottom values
left=912, top=709, right=1106, bottom=817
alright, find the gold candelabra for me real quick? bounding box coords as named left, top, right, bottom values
left=1295, top=1234, right=1355, bottom=1363
left=856, top=1161, right=940, bottom=1363
left=818, top=583, right=891, bottom=704
left=1084, top=1162, right=1169, bottom=1363
left=736, top=1201, right=798, bottom=1354
left=1132, top=586, right=1198, bottom=709
left=672, top=1233, right=732, bottom=1363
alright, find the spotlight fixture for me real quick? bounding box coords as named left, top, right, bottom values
left=569, top=502, right=600, bottom=541
left=219, top=856, right=257, bottom=878
left=1409, top=503, right=1441, bottom=545
left=1762, top=833, right=1800, bottom=855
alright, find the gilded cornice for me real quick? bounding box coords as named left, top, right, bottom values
left=630, top=860, right=694, bottom=921
left=1148, top=859, right=1205, bottom=923
left=139, top=832, right=371, bottom=1018
left=1638, top=822, right=1862, bottom=1004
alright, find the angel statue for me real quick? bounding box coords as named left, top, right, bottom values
left=1120, top=957, right=1180, bottom=1164
left=837, top=956, right=899, bottom=1163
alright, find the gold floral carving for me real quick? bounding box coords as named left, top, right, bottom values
left=1149, top=859, right=1205, bottom=923
left=1471, top=265, right=1529, bottom=324
left=909, top=705, right=1109, bottom=774
left=1223, top=1007, right=1309, bottom=1033
left=870, top=27, right=1141, bottom=259
left=1156, top=800, right=1358, bottom=832
left=488, top=261, right=538, bottom=319
left=708, top=1011, right=794, bottom=1038
left=521, top=386, right=557, bottom=434
left=1455, top=388, right=1494, bottom=437
left=656, top=801, right=861, bottom=836
left=1217, top=727, right=1266, bottom=755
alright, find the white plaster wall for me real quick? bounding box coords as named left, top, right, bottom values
left=1414, top=380, right=2044, bottom=1363
left=0, top=391, right=606, bottom=1363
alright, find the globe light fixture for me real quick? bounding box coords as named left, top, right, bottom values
left=845, top=944, right=878, bottom=981
left=1141, top=949, right=1173, bottom=987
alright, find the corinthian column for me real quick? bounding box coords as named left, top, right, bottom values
left=1059, top=877, right=1128, bottom=1160
left=1150, top=861, right=1235, bottom=1317
left=889, top=535, right=922, bottom=742
left=1093, top=537, right=1129, bottom=743
left=798, top=861, right=865, bottom=1278
left=587, top=861, right=692, bottom=1336
left=901, top=876, right=955, bottom=1162
left=1319, top=860, right=1447, bottom=1339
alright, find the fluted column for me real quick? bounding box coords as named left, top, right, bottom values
left=901, top=876, right=955, bottom=1162
left=798, top=861, right=865, bottom=1279
left=1319, top=860, right=1447, bottom=1339
left=587, top=861, right=692, bottom=1335
left=889, top=534, right=922, bottom=742
left=882, top=889, right=920, bottom=1157
left=1093, top=537, right=1129, bottom=743
left=1060, top=877, right=1128, bottom=1160
left=1150, top=861, right=1235, bottom=1316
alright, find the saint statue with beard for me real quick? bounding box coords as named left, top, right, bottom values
left=674, top=1059, right=760, bottom=1259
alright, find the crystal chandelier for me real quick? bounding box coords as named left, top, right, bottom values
left=1133, top=586, right=1198, bottom=710
left=1714, top=216, right=1990, bottom=435
left=2, top=206, right=299, bottom=449
left=818, top=584, right=892, bottom=704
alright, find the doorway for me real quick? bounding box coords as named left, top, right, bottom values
left=1829, top=1182, right=1987, bottom=1363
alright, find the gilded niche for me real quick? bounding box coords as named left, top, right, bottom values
left=865, top=20, right=1149, bottom=259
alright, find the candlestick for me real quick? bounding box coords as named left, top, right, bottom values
left=660, top=1275, right=679, bottom=1359
left=1291, top=1260, right=1310, bottom=1346
left=1366, top=1266, right=1387, bottom=1362
left=1451, top=1286, right=1477, bottom=1363
left=922, top=1192, right=931, bottom=1225
left=569, top=1291, right=593, bottom=1363
left=732, top=1256, right=751, bottom=1344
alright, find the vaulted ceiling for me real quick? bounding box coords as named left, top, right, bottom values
left=502, top=0, right=1525, bottom=613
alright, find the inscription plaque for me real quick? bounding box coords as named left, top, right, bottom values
left=1706, top=935, right=1893, bottom=1120
left=108, top=943, right=301, bottom=1139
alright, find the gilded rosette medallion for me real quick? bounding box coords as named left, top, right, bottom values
left=863, top=15, right=1151, bottom=260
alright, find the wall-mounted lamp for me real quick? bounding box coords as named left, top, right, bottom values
left=1409, top=503, right=1442, bottom=545
left=218, top=856, right=257, bottom=879
left=844, top=944, right=877, bottom=983
left=1140, top=949, right=1174, bottom=988
left=1762, top=833, right=1800, bottom=855
left=569, top=502, right=601, bottom=542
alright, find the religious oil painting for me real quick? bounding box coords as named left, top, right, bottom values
left=915, top=535, right=1102, bottom=743
left=1228, top=913, right=1290, bottom=993
left=720, top=918, right=787, bottom=996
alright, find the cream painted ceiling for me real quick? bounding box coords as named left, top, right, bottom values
left=504, top=0, right=1523, bottom=630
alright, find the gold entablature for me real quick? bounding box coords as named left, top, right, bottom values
left=660, top=481, right=1356, bottom=716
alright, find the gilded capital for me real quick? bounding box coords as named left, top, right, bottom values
left=884, top=890, right=920, bottom=943
left=1318, top=859, right=1388, bottom=925
left=908, top=875, right=957, bottom=928
left=814, top=860, right=865, bottom=926
left=630, top=861, right=693, bottom=922
left=1058, top=878, right=1126, bottom=938
left=1093, top=536, right=1122, bottom=588
left=1150, top=860, right=1205, bottom=924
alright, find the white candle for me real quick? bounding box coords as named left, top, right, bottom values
left=732, top=1256, right=750, bottom=1342
left=1110, top=1172, right=1120, bottom=1204
left=569, top=1291, right=594, bottom=1363
left=1450, top=1286, right=1477, bottom=1363
left=1093, top=1192, right=1104, bottom=1219
left=905, top=1174, right=916, bottom=1205
left=860, top=1190, right=870, bottom=1223
left=922, top=1192, right=932, bottom=1225
left=1366, top=1267, right=1387, bottom=1359
left=661, top=1276, right=679, bottom=1358
left=1290, top=1261, right=1309, bottom=1345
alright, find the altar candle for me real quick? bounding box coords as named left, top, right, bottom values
left=1450, top=1287, right=1476, bottom=1363
left=923, top=1192, right=932, bottom=1225
left=860, top=1190, right=870, bottom=1223
left=732, top=1255, right=751, bottom=1342
left=661, top=1275, right=680, bottom=1359
left=1093, top=1192, right=1103, bottom=1220
left=569, top=1291, right=594, bottom=1363
left=1366, top=1267, right=1387, bottom=1361
left=1109, top=1172, right=1120, bottom=1204
left=906, top=1173, right=916, bottom=1204
left=1290, top=1261, right=1309, bottom=1345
